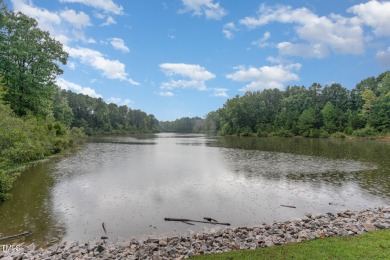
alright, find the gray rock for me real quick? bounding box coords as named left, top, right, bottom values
left=6, top=206, right=390, bottom=260
left=96, top=245, right=105, bottom=253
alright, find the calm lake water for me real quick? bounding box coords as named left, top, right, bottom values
left=1, top=133, right=390, bottom=246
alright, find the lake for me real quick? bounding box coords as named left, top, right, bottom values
left=1, top=133, right=389, bottom=246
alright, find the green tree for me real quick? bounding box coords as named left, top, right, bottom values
left=321, top=102, right=339, bottom=133
left=204, top=71, right=389, bottom=138
left=320, top=83, right=349, bottom=111
left=108, top=103, right=119, bottom=129
left=360, top=89, right=377, bottom=123
left=203, top=110, right=220, bottom=134
left=52, top=89, right=73, bottom=126
left=369, top=93, right=390, bottom=132
left=0, top=6, right=68, bottom=117
left=347, top=111, right=365, bottom=130
left=297, top=108, right=317, bottom=136
left=378, top=72, right=390, bottom=95
left=92, top=98, right=111, bottom=131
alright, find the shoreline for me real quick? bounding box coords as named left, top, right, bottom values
left=1, top=206, right=389, bottom=259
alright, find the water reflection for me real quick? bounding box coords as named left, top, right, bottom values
left=222, top=148, right=375, bottom=177
left=216, top=136, right=390, bottom=198
left=0, top=162, right=66, bottom=246
left=0, top=134, right=389, bottom=246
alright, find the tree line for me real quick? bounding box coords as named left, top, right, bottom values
left=0, top=1, right=157, bottom=201
left=159, top=117, right=203, bottom=133
left=203, top=71, right=390, bottom=137
left=60, top=90, right=159, bottom=135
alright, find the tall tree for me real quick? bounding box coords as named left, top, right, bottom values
left=360, top=89, right=377, bottom=123
left=321, top=102, right=340, bottom=133
left=297, top=108, right=317, bottom=135
left=0, top=5, right=68, bottom=117
left=52, top=89, right=73, bottom=126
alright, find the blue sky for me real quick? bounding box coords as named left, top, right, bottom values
left=5, top=0, right=390, bottom=121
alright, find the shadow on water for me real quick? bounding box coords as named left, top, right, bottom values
left=88, top=136, right=157, bottom=145
left=0, top=161, right=66, bottom=247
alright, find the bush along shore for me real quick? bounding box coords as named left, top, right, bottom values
left=1, top=206, right=389, bottom=259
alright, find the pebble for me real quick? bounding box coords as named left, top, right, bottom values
left=1, top=206, right=389, bottom=259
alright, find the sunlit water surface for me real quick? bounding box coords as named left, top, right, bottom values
left=1, top=134, right=389, bottom=246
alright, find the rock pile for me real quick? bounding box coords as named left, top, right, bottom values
left=1, top=206, right=389, bottom=259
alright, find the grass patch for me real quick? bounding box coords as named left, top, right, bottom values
left=193, top=230, right=390, bottom=260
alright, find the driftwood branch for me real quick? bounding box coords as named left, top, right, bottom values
left=280, top=205, right=296, bottom=208
left=0, top=231, right=32, bottom=241
left=102, top=222, right=107, bottom=235
left=164, top=218, right=230, bottom=226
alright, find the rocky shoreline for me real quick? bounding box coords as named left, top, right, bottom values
left=1, top=206, right=389, bottom=259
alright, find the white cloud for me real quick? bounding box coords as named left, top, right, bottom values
left=159, top=63, right=215, bottom=91
left=212, top=88, right=228, bottom=97
left=55, top=34, right=71, bottom=45
left=11, top=0, right=93, bottom=45
left=109, top=38, right=130, bottom=53
left=223, top=22, right=237, bottom=39
left=277, top=42, right=329, bottom=58
left=59, top=0, right=123, bottom=15
left=240, top=4, right=364, bottom=58
left=226, top=63, right=301, bottom=92
left=160, top=63, right=215, bottom=81
left=94, top=12, right=105, bottom=19
left=240, top=4, right=316, bottom=28
left=11, top=0, right=61, bottom=32
left=101, top=16, right=117, bottom=26
left=180, top=0, right=226, bottom=20
left=251, top=31, right=271, bottom=48
left=56, top=78, right=102, bottom=98
left=161, top=79, right=207, bottom=90
left=222, top=30, right=233, bottom=40
left=60, top=9, right=91, bottom=29
left=159, top=91, right=175, bottom=97
left=122, top=99, right=132, bottom=106
left=107, top=97, right=133, bottom=106
left=168, top=29, right=176, bottom=38
left=67, top=61, right=76, bottom=69
left=348, top=0, right=390, bottom=36
left=65, top=46, right=139, bottom=85
left=377, top=47, right=390, bottom=67
left=71, top=29, right=96, bottom=43
left=266, top=56, right=286, bottom=64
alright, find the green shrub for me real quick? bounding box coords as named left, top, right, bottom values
left=352, top=126, right=377, bottom=137
left=331, top=132, right=346, bottom=138
left=69, top=127, right=86, bottom=145
left=308, top=129, right=320, bottom=138
left=319, top=129, right=330, bottom=138
left=272, top=129, right=293, bottom=137
left=0, top=94, right=86, bottom=201
left=344, top=126, right=354, bottom=135
left=240, top=126, right=253, bottom=137
left=219, top=122, right=232, bottom=136
left=256, top=130, right=269, bottom=137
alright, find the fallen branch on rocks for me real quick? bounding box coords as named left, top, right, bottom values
left=281, top=205, right=296, bottom=208
left=164, top=217, right=231, bottom=226
left=0, top=231, right=32, bottom=241
left=2, top=207, right=389, bottom=259
left=204, top=217, right=218, bottom=222
left=102, top=222, right=107, bottom=235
